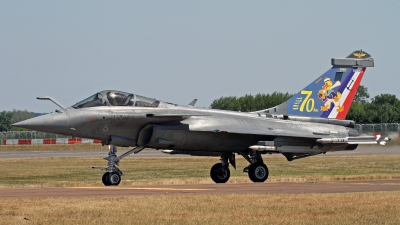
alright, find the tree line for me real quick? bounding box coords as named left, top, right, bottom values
left=347, top=87, right=400, bottom=124
left=0, top=110, right=35, bottom=132
left=210, top=92, right=294, bottom=112
left=210, top=85, right=400, bottom=124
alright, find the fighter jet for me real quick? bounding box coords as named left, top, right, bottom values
left=14, top=50, right=389, bottom=186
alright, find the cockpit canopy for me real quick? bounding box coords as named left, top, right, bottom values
left=72, top=90, right=160, bottom=109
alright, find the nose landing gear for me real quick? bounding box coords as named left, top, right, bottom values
left=91, top=144, right=144, bottom=186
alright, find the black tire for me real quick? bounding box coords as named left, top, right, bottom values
left=210, top=163, right=230, bottom=183
left=102, top=172, right=111, bottom=186
left=107, top=172, right=121, bottom=186
left=248, top=163, right=269, bottom=182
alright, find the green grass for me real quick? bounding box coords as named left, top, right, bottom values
left=1, top=155, right=400, bottom=187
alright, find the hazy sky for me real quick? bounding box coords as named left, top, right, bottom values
left=1, top=1, right=399, bottom=113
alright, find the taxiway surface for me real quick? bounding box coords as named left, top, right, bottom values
left=1, top=180, right=399, bottom=198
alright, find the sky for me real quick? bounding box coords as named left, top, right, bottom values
left=1, top=1, right=399, bottom=113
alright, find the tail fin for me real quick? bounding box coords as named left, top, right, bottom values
left=257, top=50, right=374, bottom=120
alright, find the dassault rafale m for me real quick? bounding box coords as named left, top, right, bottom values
left=14, top=50, right=389, bottom=186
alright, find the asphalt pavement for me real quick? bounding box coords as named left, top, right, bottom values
left=1, top=180, right=400, bottom=198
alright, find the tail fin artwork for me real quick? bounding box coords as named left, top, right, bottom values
left=257, top=50, right=374, bottom=120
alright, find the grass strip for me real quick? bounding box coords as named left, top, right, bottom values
left=1, top=155, right=400, bottom=187
left=1, top=192, right=400, bottom=224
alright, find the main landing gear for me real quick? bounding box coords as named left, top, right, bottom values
left=210, top=150, right=269, bottom=183
left=91, top=144, right=144, bottom=186
left=241, top=150, right=269, bottom=182
left=210, top=163, right=230, bottom=183
left=247, top=162, right=269, bottom=182
left=210, top=152, right=234, bottom=183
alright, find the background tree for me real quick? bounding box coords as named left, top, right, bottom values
left=353, top=85, right=370, bottom=103
left=10, top=109, right=36, bottom=131
left=0, top=109, right=37, bottom=132
left=340, top=87, right=400, bottom=123
left=210, top=92, right=293, bottom=112
left=0, top=111, right=13, bottom=132
left=11, top=109, right=35, bottom=123
left=347, top=85, right=371, bottom=123
left=346, top=102, right=370, bottom=124
left=210, top=96, right=240, bottom=111
left=369, top=94, right=400, bottom=123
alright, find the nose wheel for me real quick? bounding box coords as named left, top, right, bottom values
left=102, top=172, right=122, bottom=186
left=102, top=172, right=109, bottom=185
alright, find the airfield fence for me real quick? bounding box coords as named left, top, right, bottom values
left=0, top=131, right=101, bottom=146
left=354, top=123, right=400, bottom=138
left=0, top=124, right=399, bottom=146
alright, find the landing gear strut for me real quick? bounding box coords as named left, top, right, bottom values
left=102, top=144, right=122, bottom=186
left=91, top=144, right=144, bottom=186
left=240, top=149, right=269, bottom=182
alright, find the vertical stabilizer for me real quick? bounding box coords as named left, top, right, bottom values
left=255, top=50, right=374, bottom=120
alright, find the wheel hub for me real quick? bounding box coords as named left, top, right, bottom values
left=255, top=166, right=266, bottom=179
left=217, top=169, right=228, bottom=179
left=110, top=173, right=120, bottom=184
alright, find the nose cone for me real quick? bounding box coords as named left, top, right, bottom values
left=13, top=113, right=68, bottom=133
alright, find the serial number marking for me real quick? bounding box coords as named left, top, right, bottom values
left=286, top=123, right=312, bottom=131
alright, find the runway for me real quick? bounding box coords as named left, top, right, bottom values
left=1, top=180, right=399, bottom=198
left=0, top=146, right=399, bottom=158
